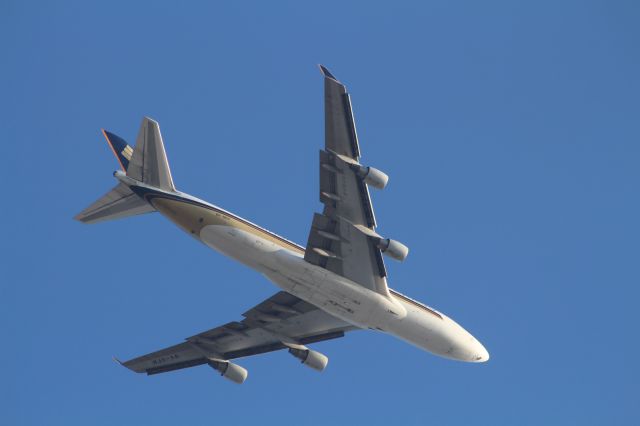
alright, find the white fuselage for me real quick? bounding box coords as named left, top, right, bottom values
left=118, top=172, right=489, bottom=364
left=198, top=222, right=489, bottom=363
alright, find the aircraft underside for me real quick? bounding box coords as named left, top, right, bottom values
left=75, top=65, right=488, bottom=384
left=146, top=183, right=489, bottom=364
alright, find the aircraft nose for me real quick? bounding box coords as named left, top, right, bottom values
left=429, top=315, right=489, bottom=362
left=441, top=315, right=490, bottom=362
left=449, top=337, right=489, bottom=363
left=471, top=340, right=490, bottom=363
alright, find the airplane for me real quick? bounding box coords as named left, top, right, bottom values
left=75, top=66, right=489, bottom=384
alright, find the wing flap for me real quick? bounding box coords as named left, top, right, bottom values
left=320, top=150, right=376, bottom=227
left=305, top=212, right=387, bottom=292
left=223, top=330, right=345, bottom=359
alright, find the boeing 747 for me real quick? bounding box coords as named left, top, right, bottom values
left=75, top=66, right=489, bottom=384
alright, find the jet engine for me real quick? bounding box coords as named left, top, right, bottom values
left=288, top=348, right=329, bottom=372
left=377, top=238, right=409, bottom=261
left=208, top=359, right=248, bottom=384
left=355, top=165, right=389, bottom=190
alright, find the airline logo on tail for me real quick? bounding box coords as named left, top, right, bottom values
left=102, top=129, right=133, bottom=171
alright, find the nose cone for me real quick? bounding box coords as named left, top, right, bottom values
left=447, top=337, right=490, bottom=363
left=439, top=315, right=490, bottom=363
left=471, top=340, right=490, bottom=363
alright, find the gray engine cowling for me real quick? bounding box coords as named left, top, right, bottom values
left=288, top=348, right=329, bottom=372
left=377, top=238, right=409, bottom=261
left=356, top=166, right=389, bottom=190
left=208, top=360, right=248, bottom=384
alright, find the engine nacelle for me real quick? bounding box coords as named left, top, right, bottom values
left=377, top=238, right=409, bottom=261
left=288, top=348, right=329, bottom=372
left=356, top=166, right=389, bottom=190
left=208, top=360, right=248, bottom=384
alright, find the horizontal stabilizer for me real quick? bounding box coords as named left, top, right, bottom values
left=74, top=183, right=155, bottom=224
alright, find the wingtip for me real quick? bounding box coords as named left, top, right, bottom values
left=318, top=64, right=338, bottom=81
left=113, top=356, right=138, bottom=373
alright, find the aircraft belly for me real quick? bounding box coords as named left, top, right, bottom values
left=199, top=225, right=284, bottom=272
left=197, top=224, right=373, bottom=328
left=264, top=250, right=406, bottom=330
left=196, top=223, right=413, bottom=336
left=198, top=222, right=486, bottom=361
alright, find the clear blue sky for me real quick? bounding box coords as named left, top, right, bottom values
left=2, top=1, right=639, bottom=425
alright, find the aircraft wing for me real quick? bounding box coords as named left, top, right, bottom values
left=121, top=291, right=356, bottom=375
left=304, top=66, right=391, bottom=296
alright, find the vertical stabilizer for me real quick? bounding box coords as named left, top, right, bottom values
left=127, top=117, right=176, bottom=191
left=102, top=130, right=134, bottom=171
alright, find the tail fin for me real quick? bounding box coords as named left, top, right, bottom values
left=102, top=129, right=134, bottom=172
left=127, top=117, right=175, bottom=192
left=75, top=117, right=175, bottom=224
